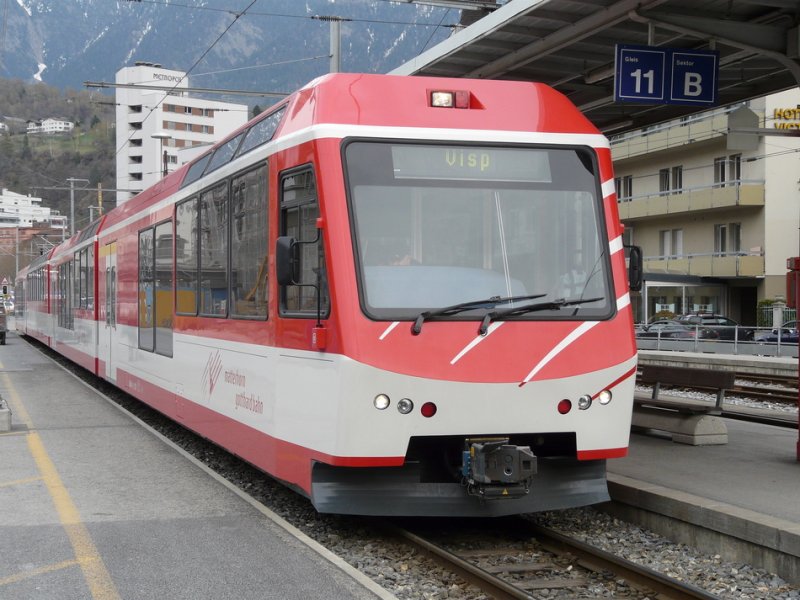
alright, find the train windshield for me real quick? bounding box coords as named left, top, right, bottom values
left=344, top=141, right=614, bottom=322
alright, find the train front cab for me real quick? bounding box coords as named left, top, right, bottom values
left=273, top=78, right=643, bottom=516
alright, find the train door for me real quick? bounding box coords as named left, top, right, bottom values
left=103, top=243, right=118, bottom=382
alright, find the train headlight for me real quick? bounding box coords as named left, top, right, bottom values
left=577, top=394, right=592, bottom=410
left=598, top=389, right=613, bottom=405
left=397, top=398, right=414, bottom=414
left=430, top=90, right=470, bottom=108
left=431, top=91, right=455, bottom=107
left=374, top=394, right=390, bottom=410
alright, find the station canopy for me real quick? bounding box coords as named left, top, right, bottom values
left=391, top=0, right=800, bottom=135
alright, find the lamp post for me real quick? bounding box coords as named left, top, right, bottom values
left=151, top=131, right=171, bottom=179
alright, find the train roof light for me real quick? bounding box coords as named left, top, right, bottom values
left=430, top=90, right=470, bottom=109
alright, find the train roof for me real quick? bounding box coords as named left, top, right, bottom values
left=31, top=73, right=605, bottom=270
left=277, top=72, right=602, bottom=136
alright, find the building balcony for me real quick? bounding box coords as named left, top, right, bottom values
left=610, top=107, right=763, bottom=160
left=644, top=251, right=764, bottom=278
left=618, top=181, right=764, bottom=221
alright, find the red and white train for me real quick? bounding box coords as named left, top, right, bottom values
left=15, top=73, right=642, bottom=517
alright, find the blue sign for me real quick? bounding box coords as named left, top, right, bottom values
left=615, top=44, right=718, bottom=106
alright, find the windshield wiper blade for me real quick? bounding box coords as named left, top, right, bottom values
left=411, top=294, right=546, bottom=335
left=478, top=297, right=604, bottom=336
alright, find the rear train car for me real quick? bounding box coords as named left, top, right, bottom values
left=15, top=73, right=641, bottom=517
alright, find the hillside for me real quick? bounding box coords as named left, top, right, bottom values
left=0, top=79, right=116, bottom=233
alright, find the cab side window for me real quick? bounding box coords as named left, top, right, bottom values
left=279, top=168, right=330, bottom=316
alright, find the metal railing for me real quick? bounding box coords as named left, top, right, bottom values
left=635, top=324, right=798, bottom=358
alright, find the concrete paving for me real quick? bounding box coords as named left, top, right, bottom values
left=607, top=404, right=800, bottom=584
left=0, top=332, right=393, bottom=600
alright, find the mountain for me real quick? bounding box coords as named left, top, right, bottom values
left=1, top=0, right=464, bottom=99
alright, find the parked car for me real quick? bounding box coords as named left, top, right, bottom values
left=636, top=319, right=718, bottom=339
left=756, top=320, right=799, bottom=344
left=676, top=313, right=755, bottom=341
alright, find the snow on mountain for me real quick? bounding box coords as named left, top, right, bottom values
left=0, top=0, right=461, bottom=96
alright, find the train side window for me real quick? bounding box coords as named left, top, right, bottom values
left=138, top=222, right=173, bottom=356
left=154, top=221, right=174, bottom=357
left=181, top=153, right=211, bottom=190
left=74, top=251, right=81, bottom=311
left=236, top=107, right=285, bottom=157
left=138, top=228, right=155, bottom=352
left=176, top=198, right=199, bottom=315
left=199, top=183, right=229, bottom=316
left=231, top=164, right=268, bottom=319
left=204, top=133, right=244, bottom=176
left=279, top=167, right=330, bottom=317
left=86, top=246, right=94, bottom=310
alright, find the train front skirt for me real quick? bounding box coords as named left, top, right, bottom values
left=310, top=457, right=608, bottom=517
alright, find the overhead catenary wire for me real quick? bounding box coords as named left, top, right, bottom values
left=123, top=0, right=460, bottom=28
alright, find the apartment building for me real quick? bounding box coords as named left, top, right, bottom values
left=612, top=88, right=800, bottom=325
left=115, top=62, right=248, bottom=204
left=0, top=188, right=67, bottom=230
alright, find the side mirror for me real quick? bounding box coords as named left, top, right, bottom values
left=276, top=236, right=299, bottom=286
left=626, top=244, right=643, bottom=292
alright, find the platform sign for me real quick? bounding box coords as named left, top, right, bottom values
left=669, top=50, right=718, bottom=105
left=615, top=44, right=719, bottom=106
left=615, top=45, right=667, bottom=103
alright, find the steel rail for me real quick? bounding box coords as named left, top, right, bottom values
left=390, top=526, right=532, bottom=600
left=390, top=521, right=723, bottom=600
left=525, top=523, right=721, bottom=600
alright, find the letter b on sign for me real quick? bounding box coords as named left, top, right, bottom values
left=684, top=72, right=702, bottom=97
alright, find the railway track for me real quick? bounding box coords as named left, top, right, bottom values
left=635, top=370, right=798, bottom=423
left=389, top=519, right=720, bottom=599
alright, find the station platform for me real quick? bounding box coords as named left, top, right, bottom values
left=2, top=330, right=798, bottom=593
left=0, top=332, right=393, bottom=600
left=607, top=405, right=800, bottom=584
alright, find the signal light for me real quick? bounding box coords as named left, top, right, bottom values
left=557, top=399, right=572, bottom=415
left=421, top=402, right=437, bottom=418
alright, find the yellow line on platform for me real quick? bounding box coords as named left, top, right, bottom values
left=0, top=475, right=43, bottom=488
left=0, top=371, right=121, bottom=600
left=0, top=559, right=80, bottom=587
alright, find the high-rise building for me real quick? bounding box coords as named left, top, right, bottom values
left=115, top=62, right=248, bottom=204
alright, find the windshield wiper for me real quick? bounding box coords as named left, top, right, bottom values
left=478, top=297, right=604, bottom=335
left=411, top=294, right=546, bottom=335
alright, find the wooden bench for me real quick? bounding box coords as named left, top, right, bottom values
left=633, top=365, right=734, bottom=445
left=638, top=365, right=735, bottom=412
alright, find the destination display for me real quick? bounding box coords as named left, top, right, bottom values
left=391, top=145, right=552, bottom=182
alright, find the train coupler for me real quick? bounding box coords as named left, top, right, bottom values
left=461, top=437, right=537, bottom=500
